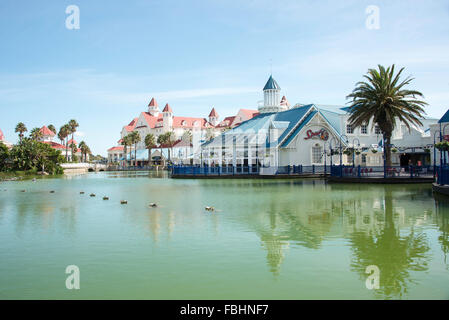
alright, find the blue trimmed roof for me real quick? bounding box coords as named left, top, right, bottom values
left=263, top=75, right=280, bottom=91
left=439, top=109, right=449, bottom=123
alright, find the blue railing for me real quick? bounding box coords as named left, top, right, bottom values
left=171, top=165, right=329, bottom=177
left=330, top=165, right=433, bottom=179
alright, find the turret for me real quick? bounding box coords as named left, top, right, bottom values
left=162, top=103, right=173, bottom=131
left=208, top=107, right=219, bottom=126
left=259, top=75, right=281, bottom=114
left=148, top=97, right=159, bottom=116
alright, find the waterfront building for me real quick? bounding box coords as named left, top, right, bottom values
left=430, top=109, right=449, bottom=167
left=107, top=97, right=259, bottom=164
left=201, top=76, right=438, bottom=169
left=0, top=128, right=13, bottom=148
left=39, top=126, right=88, bottom=162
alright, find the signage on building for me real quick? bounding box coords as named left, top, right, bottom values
left=304, top=129, right=329, bottom=141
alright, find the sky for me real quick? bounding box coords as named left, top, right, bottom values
left=1, top=0, right=448, bottom=155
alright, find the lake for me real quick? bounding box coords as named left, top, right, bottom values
left=0, top=171, right=448, bottom=299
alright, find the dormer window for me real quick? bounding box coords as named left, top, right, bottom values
left=181, top=120, right=186, bottom=126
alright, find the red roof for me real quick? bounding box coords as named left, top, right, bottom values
left=217, top=116, right=236, bottom=128
left=108, top=146, right=124, bottom=152
left=209, top=107, right=219, bottom=117
left=141, top=112, right=210, bottom=129
left=148, top=97, right=158, bottom=107
left=42, top=141, right=68, bottom=150
left=117, top=138, right=123, bottom=144
left=280, top=96, right=290, bottom=107
left=162, top=103, right=173, bottom=113
left=239, top=109, right=259, bottom=118
left=68, top=138, right=77, bottom=146
left=40, top=126, right=55, bottom=136
left=0, top=128, right=4, bottom=141
left=124, top=118, right=138, bottom=132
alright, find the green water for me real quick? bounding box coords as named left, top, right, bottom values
left=0, top=171, right=448, bottom=300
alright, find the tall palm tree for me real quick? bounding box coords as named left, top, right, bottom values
left=121, top=136, right=130, bottom=167
left=68, top=119, right=79, bottom=151
left=30, top=127, right=43, bottom=141
left=165, top=131, right=176, bottom=163
left=129, top=131, right=141, bottom=167
left=144, top=133, right=156, bottom=165
left=59, top=124, right=71, bottom=161
left=15, top=122, right=27, bottom=143
left=79, top=141, right=90, bottom=162
left=48, top=124, right=57, bottom=135
left=347, top=65, right=427, bottom=166
left=157, top=133, right=168, bottom=165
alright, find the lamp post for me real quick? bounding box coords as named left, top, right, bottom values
left=443, top=124, right=449, bottom=165
left=433, top=130, right=440, bottom=177
left=351, top=138, right=361, bottom=168
left=339, top=134, right=348, bottom=167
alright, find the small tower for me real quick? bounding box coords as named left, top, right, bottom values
left=208, top=107, right=219, bottom=126
left=148, top=97, right=159, bottom=116
left=162, top=103, right=173, bottom=132
left=280, top=95, right=290, bottom=111
left=259, top=75, right=281, bottom=114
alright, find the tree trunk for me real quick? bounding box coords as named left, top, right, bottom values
left=65, top=137, right=68, bottom=161
left=383, top=131, right=392, bottom=167
left=134, top=144, right=137, bottom=168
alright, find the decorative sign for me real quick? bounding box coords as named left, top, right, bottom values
left=304, top=129, right=329, bottom=141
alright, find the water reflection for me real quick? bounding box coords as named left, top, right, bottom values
left=434, top=194, right=449, bottom=267
left=348, top=190, right=430, bottom=299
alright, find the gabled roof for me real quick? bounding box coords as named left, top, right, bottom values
left=0, top=128, right=4, bottom=141
left=263, top=75, right=280, bottom=91
left=280, top=96, right=290, bottom=107
left=42, top=141, right=68, bottom=150
left=68, top=138, right=77, bottom=146
left=124, top=118, right=138, bottom=132
left=238, top=109, right=259, bottom=119
left=163, top=103, right=173, bottom=113
left=40, top=125, right=55, bottom=136
left=439, top=109, right=449, bottom=123
left=209, top=107, right=218, bottom=117
left=148, top=97, right=158, bottom=107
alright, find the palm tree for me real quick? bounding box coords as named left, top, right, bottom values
left=30, top=127, right=43, bottom=141
left=347, top=65, right=427, bottom=166
left=15, top=122, right=27, bottom=143
left=48, top=125, right=57, bottom=135
left=69, top=142, right=78, bottom=162
left=157, top=133, right=168, bottom=165
left=165, top=131, right=176, bottom=163
left=59, top=125, right=71, bottom=161
left=129, top=131, right=141, bottom=167
left=79, top=141, right=90, bottom=162
left=144, top=133, right=156, bottom=165
left=121, top=136, right=132, bottom=167
left=68, top=119, right=79, bottom=152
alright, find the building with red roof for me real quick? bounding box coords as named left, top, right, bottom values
left=107, top=96, right=262, bottom=165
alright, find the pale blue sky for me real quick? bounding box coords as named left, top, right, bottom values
left=1, top=0, right=448, bottom=155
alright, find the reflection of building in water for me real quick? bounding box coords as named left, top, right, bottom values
left=241, top=184, right=436, bottom=277
left=434, top=195, right=449, bottom=265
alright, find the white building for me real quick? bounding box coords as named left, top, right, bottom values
left=108, top=97, right=260, bottom=165
left=201, top=76, right=438, bottom=168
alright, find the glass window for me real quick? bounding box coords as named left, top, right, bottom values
left=361, top=154, right=367, bottom=163
left=312, top=145, right=323, bottom=164
left=375, top=125, right=381, bottom=135
left=346, top=124, right=354, bottom=134
left=361, top=124, right=368, bottom=134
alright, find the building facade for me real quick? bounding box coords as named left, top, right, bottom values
left=107, top=97, right=259, bottom=164
left=201, top=76, right=438, bottom=169
left=0, top=128, right=13, bottom=148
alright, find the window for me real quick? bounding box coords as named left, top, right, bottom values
left=361, top=154, right=367, bottom=163
left=375, top=125, right=381, bottom=135
left=312, top=144, right=323, bottom=164
left=346, top=124, right=354, bottom=134
left=361, top=124, right=368, bottom=135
